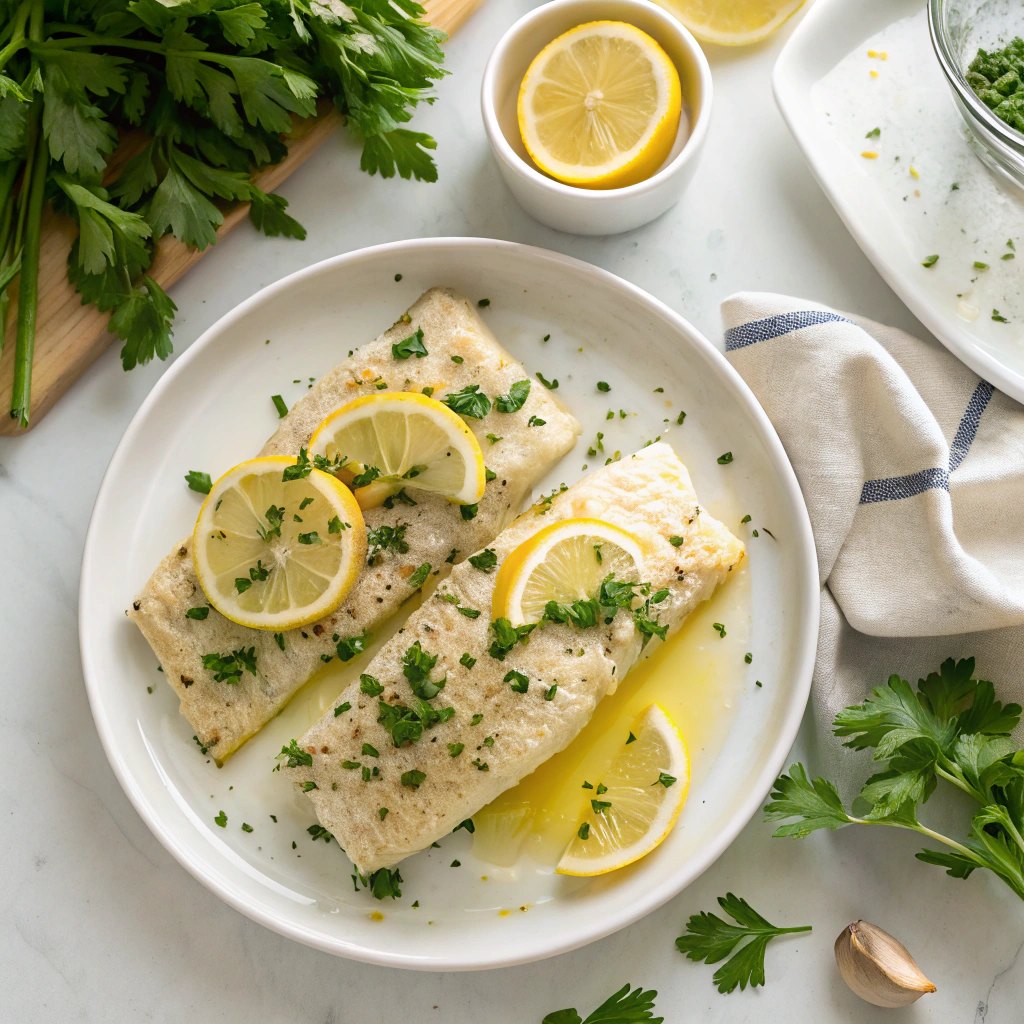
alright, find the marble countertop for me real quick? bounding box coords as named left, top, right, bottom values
left=2, top=2, right=1020, bottom=1020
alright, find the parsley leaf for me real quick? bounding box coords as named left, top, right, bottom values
left=675, top=894, right=811, bottom=994
left=392, top=327, right=427, bottom=359
left=443, top=384, right=491, bottom=419
left=468, top=549, right=498, bottom=572
left=543, top=984, right=662, bottom=1024
left=185, top=470, right=212, bottom=494
left=495, top=379, right=530, bottom=413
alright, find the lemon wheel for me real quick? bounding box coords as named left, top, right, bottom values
left=654, top=0, right=806, bottom=46
left=492, top=517, right=644, bottom=626
left=193, top=457, right=367, bottom=630
left=557, top=704, right=689, bottom=875
left=518, top=21, right=682, bottom=189
left=308, top=392, right=486, bottom=511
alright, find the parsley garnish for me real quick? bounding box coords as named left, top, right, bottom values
left=445, top=548, right=459, bottom=563
left=505, top=669, right=529, bottom=693
left=536, top=371, right=558, bottom=389
left=717, top=452, right=733, bottom=465
left=377, top=697, right=453, bottom=747
left=764, top=657, right=1024, bottom=903
left=453, top=818, right=474, bottom=833
left=241, top=822, right=253, bottom=832
left=443, top=384, right=491, bottom=419
left=274, top=739, right=311, bottom=770
left=488, top=617, right=536, bottom=660
left=367, top=524, right=409, bottom=562
left=542, top=984, right=661, bottom=1024
left=470, top=713, right=484, bottom=726
left=186, top=606, right=209, bottom=620
left=528, top=415, right=546, bottom=427
left=402, top=641, right=444, bottom=698
left=307, top=824, right=333, bottom=843
left=486, top=433, right=502, bottom=444
left=185, top=470, right=212, bottom=494
left=214, top=810, right=227, bottom=828
left=921, top=254, right=940, bottom=268
left=272, top=394, right=288, bottom=418
left=360, top=674, right=384, bottom=697
left=457, top=605, right=481, bottom=618
left=401, top=769, right=426, bottom=789
left=460, top=653, right=476, bottom=669
left=201, top=647, right=257, bottom=684
left=656, top=772, right=676, bottom=788
left=297, top=531, right=321, bottom=545
left=675, top=894, right=811, bottom=994
left=460, top=503, right=478, bottom=520
left=334, top=701, right=351, bottom=717
left=712, top=622, right=726, bottom=638
left=392, top=328, right=427, bottom=359
left=596, top=381, right=611, bottom=392
left=495, top=380, right=530, bottom=413
left=407, top=562, right=432, bottom=588
left=336, top=629, right=373, bottom=662
left=257, top=505, right=285, bottom=542
left=448, top=742, right=464, bottom=757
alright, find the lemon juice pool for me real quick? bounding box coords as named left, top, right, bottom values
left=472, top=563, right=750, bottom=868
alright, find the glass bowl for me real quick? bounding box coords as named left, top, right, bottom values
left=928, top=0, right=1024, bottom=191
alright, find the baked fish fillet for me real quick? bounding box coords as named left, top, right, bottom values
left=129, top=288, right=580, bottom=763
left=285, top=442, right=744, bottom=873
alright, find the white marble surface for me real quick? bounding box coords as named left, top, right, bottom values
left=2, top=2, right=1021, bottom=1020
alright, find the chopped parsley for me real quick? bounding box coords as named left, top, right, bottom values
left=505, top=669, right=530, bottom=693
left=745, top=652, right=753, bottom=664
left=257, top=504, right=285, bottom=542
left=443, top=384, right=492, bottom=419
left=241, top=822, right=254, bottom=833
left=185, top=470, right=212, bottom=494
left=460, top=503, right=479, bottom=521
left=712, top=622, right=727, bottom=638
left=591, top=799, right=611, bottom=814
left=488, top=617, right=536, bottom=660
left=275, top=739, right=311, bottom=769
left=367, top=524, right=410, bottom=562
left=448, top=742, right=465, bottom=757
left=271, top=394, right=288, bottom=418
left=336, top=629, right=373, bottom=662
left=545, top=684, right=557, bottom=701
left=445, top=548, right=459, bottom=563
left=528, top=415, right=546, bottom=427
left=451, top=354, right=464, bottom=364
left=457, top=605, right=481, bottom=618
left=468, top=549, right=498, bottom=572
left=470, top=713, right=484, bottom=726
left=486, top=433, right=502, bottom=444
left=401, top=769, right=426, bottom=789
left=921, top=254, right=939, bottom=268
left=201, top=647, right=257, bottom=685
left=214, top=810, right=227, bottom=827
left=407, top=562, right=432, bottom=588
left=360, top=674, right=385, bottom=696
left=577, top=823, right=590, bottom=840
left=596, top=381, right=610, bottom=392
left=379, top=807, right=389, bottom=820
left=403, top=642, right=444, bottom=698
left=656, top=772, right=677, bottom=788
left=460, top=653, right=476, bottom=669
left=334, top=701, right=352, bottom=717
left=536, top=371, right=558, bottom=389
left=391, top=327, right=427, bottom=360
left=298, top=531, right=322, bottom=545
left=495, top=380, right=530, bottom=413
left=328, top=515, right=346, bottom=534
left=186, top=606, right=210, bottom=620
left=717, top=452, right=734, bottom=465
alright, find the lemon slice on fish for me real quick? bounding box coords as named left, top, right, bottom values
left=193, top=457, right=367, bottom=631
left=557, top=703, right=689, bottom=876
left=518, top=21, right=682, bottom=189
left=492, top=517, right=644, bottom=626
left=653, top=0, right=806, bottom=47
left=308, top=392, right=486, bottom=511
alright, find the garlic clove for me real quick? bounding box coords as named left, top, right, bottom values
left=835, top=921, right=936, bottom=1008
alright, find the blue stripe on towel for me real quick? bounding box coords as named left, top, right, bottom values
left=724, top=310, right=854, bottom=351
left=948, top=380, right=994, bottom=472
left=859, top=379, right=995, bottom=504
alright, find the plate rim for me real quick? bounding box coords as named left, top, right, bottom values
left=79, top=237, right=819, bottom=970
left=772, top=0, right=1024, bottom=405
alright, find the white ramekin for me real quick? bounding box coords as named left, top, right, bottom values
left=480, top=0, right=713, bottom=235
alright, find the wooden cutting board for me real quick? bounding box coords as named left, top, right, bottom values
left=0, top=0, right=483, bottom=435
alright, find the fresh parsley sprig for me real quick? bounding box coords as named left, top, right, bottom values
left=764, top=658, right=1024, bottom=900
left=542, top=984, right=662, bottom=1024
left=0, top=0, right=446, bottom=424
left=675, top=894, right=811, bottom=994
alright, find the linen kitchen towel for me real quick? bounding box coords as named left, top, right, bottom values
left=721, top=292, right=1024, bottom=785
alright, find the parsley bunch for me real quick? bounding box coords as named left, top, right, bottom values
left=766, top=658, right=1024, bottom=900
left=0, top=0, right=445, bottom=425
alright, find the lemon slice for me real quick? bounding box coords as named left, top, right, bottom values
left=557, top=704, right=689, bottom=876
left=308, top=392, right=486, bottom=511
left=193, top=457, right=367, bottom=630
left=654, top=0, right=806, bottom=46
left=492, top=517, right=644, bottom=625
left=518, top=21, right=682, bottom=189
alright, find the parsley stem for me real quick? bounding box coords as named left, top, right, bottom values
left=0, top=0, right=30, bottom=70
left=11, top=97, right=46, bottom=427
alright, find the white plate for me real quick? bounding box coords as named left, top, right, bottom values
left=80, top=238, right=817, bottom=970
left=774, top=0, right=1024, bottom=404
